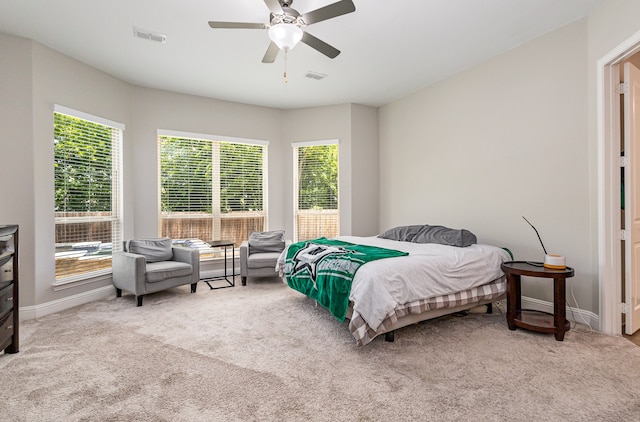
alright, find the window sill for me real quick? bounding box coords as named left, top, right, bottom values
left=53, top=269, right=112, bottom=291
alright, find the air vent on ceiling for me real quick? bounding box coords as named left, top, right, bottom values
left=133, top=27, right=167, bottom=44
left=305, top=71, right=327, bottom=80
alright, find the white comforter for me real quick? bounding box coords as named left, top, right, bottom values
left=292, top=236, right=510, bottom=332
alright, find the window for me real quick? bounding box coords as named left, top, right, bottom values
left=293, top=140, right=339, bottom=241
left=53, top=106, right=123, bottom=281
left=158, top=131, right=268, bottom=249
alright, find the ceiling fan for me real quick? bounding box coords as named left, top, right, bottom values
left=208, top=0, right=356, bottom=63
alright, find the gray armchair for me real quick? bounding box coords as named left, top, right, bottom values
left=112, top=238, right=200, bottom=306
left=240, top=230, right=288, bottom=286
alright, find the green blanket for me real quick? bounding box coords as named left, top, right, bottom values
left=283, top=238, right=408, bottom=321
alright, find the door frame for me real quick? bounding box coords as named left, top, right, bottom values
left=598, top=29, right=640, bottom=335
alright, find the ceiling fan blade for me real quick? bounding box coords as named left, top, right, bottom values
left=302, top=0, right=355, bottom=25
left=262, top=42, right=280, bottom=63
left=208, top=21, right=267, bottom=29
left=263, top=0, right=284, bottom=14
left=301, top=32, right=340, bottom=59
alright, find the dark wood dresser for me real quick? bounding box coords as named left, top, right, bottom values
left=0, top=225, right=18, bottom=354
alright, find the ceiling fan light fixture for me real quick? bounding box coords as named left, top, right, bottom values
left=268, top=23, right=303, bottom=51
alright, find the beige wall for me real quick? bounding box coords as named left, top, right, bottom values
left=131, top=95, right=380, bottom=243
left=349, top=104, right=379, bottom=237
left=379, top=20, right=592, bottom=310
left=282, top=104, right=353, bottom=237
left=0, top=34, right=133, bottom=310
left=376, top=0, right=640, bottom=318
left=281, top=103, right=379, bottom=238
left=0, top=33, right=378, bottom=315
left=31, top=40, right=133, bottom=308
left=6, top=0, right=640, bottom=322
left=129, top=87, right=285, bottom=238
left=588, top=0, right=640, bottom=62
left=0, top=35, right=35, bottom=306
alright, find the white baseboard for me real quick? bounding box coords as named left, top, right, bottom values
left=18, top=285, right=600, bottom=331
left=521, top=296, right=599, bottom=330
left=18, top=268, right=238, bottom=321
left=19, top=285, right=114, bottom=321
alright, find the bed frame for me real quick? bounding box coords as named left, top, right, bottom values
left=345, top=276, right=506, bottom=346
left=358, top=297, right=500, bottom=343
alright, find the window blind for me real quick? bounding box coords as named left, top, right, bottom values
left=53, top=110, right=122, bottom=281
left=293, top=142, right=339, bottom=241
left=159, top=134, right=268, bottom=248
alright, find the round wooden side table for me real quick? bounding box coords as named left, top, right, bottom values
left=501, top=261, right=575, bottom=341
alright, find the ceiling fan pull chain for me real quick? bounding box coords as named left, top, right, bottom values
left=284, top=49, right=289, bottom=83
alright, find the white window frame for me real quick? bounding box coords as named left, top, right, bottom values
left=52, top=105, right=124, bottom=285
left=292, top=139, right=340, bottom=242
left=157, top=129, right=269, bottom=252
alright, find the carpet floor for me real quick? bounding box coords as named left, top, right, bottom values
left=1, top=277, right=640, bottom=421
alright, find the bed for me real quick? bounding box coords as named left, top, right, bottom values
left=278, top=226, right=511, bottom=346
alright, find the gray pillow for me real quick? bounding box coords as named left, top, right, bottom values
left=127, top=238, right=173, bottom=262
left=412, top=225, right=477, bottom=247
left=249, top=230, right=285, bottom=254
left=377, top=225, right=424, bottom=242
left=378, top=225, right=477, bottom=247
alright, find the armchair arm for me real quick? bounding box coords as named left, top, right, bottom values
left=172, top=246, right=200, bottom=283
left=240, top=241, right=249, bottom=277
left=112, top=251, right=147, bottom=295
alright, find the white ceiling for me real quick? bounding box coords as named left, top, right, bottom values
left=0, top=0, right=602, bottom=109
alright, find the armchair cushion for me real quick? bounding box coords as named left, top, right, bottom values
left=247, top=252, right=282, bottom=269
left=248, top=230, right=285, bottom=254
left=145, top=261, right=193, bottom=283
left=126, top=238, right=173, bottom=262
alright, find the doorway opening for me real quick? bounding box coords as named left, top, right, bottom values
left=598, top=29, right=640, bottom=337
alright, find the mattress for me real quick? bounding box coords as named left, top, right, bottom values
left=279, top=235, right=511, bottom=345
